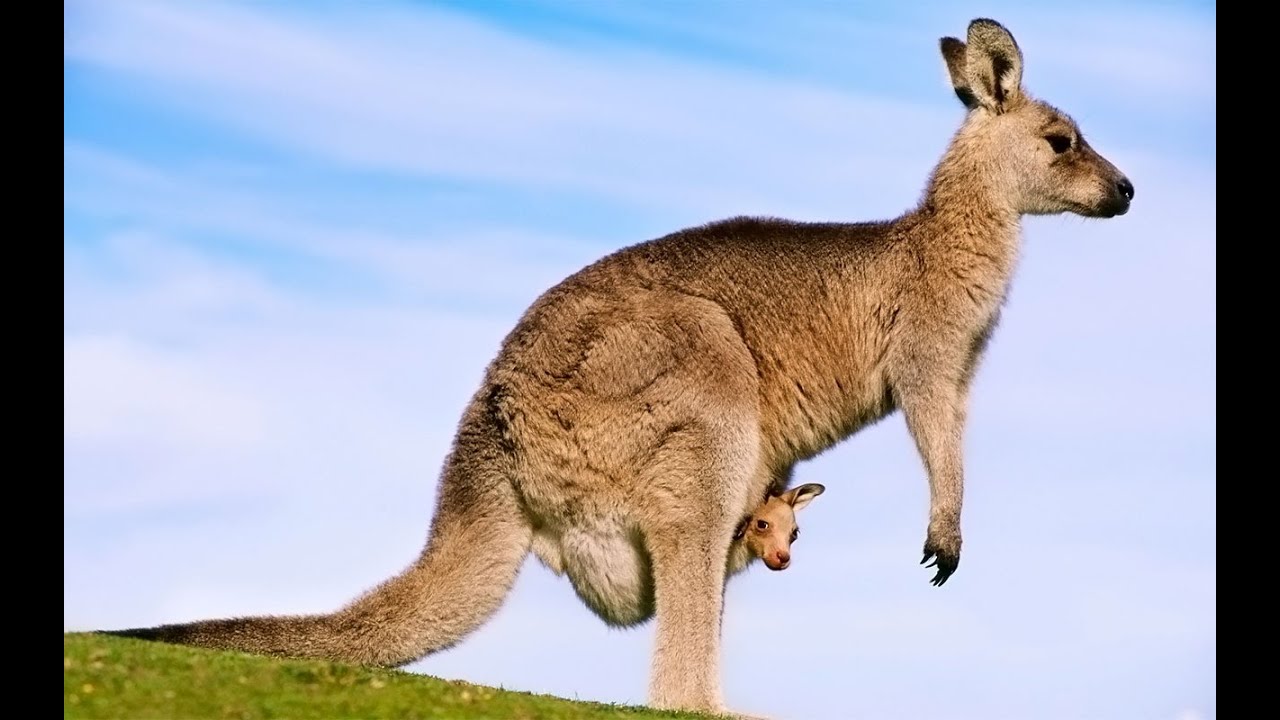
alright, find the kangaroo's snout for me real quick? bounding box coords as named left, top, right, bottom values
left=766, top=550, right=790, bottom=571
left=1105, top=175, right=1135, bottom=217
left=1117, top=177, right=1135, bottom=202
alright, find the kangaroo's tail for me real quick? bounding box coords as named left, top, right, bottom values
left=102, top=404, right=532, bottom=667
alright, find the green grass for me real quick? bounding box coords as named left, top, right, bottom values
left=64, top=633, right=713, bottom=720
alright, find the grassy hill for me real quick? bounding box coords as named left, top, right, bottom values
left=64, top=633, right=711, bottom=719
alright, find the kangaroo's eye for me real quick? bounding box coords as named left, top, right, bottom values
left=755, top=519, right=769, bottom=531
left=790, top=528, right=799, bottom=543
left=1045, top=135, right=1071, bottom=154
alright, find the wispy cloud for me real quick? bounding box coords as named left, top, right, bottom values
left=64, top=144, right=604, bottom=311
left=63, top=0, right=962, bottom=218
left=453, top=0, right=1216, bottom=106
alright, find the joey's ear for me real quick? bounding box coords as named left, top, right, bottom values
left=783, top=483, right=825, bottom=512
left=961, top=18, right=1024, bottom=113
left=940, top=37, right=978, bottom=110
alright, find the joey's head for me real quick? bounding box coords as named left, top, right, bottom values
left=935, top=18, right=1133, bottom=219
left=734, top=483, right=825, bottom=571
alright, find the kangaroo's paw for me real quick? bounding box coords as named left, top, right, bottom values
left=920, top=521, right=962, bottom=586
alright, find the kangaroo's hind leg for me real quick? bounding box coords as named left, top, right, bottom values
left=639, top=414, right=761, bottom=715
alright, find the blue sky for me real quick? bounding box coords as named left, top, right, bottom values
left=64, top=2, right=1215, bottom=719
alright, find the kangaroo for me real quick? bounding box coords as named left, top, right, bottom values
left=102, top=18, right=1133, bottom=716
left=726, top=483, right=825, bottom=575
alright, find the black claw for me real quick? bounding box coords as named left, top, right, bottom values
left=921, top=541, right=959, bottom=586
left=930, top=556, right=958, bottom=585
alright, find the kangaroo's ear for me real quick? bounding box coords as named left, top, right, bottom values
left=784, top=483, right=825, bottom=512
left=940, top=36, right=978, bottom=110
left=961, top=18, right=1024, bottom=113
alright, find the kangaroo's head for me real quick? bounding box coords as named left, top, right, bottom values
left=936, top=18, right=1133, bottom=218
left=734, top=483, right=825, bottom=571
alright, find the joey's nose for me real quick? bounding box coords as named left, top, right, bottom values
left=1117, top=177, right=1134, bottom=201
left=772, top=551, right=790, bottom=570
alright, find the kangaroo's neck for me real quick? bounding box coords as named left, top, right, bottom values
left=900, top=132, right=1024, bottom=275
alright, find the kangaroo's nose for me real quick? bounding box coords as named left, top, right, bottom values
left=775, top=550, right=790, bottom=567
left=1117, top=177, right=1134, bottom=201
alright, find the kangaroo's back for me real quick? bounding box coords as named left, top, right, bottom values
left=494, top=215, right=907, bottom=468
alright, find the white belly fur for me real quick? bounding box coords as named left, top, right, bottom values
left=531, top=520, right=760, bottom=628
left=531, top=522, right=655, bottom=627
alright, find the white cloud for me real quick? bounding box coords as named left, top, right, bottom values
left=64, top=1, right=949, bottom=219
left=63, top=145, right=613, bottom=310
left=1026, top=7, right=1216, bottom=104
left=65, top=334, right=269, bottom=451
left=480, top=1, right=1216, bottom=107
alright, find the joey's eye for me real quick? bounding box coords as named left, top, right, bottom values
left=755, top=519, right=769, bottom=531
left=790, top=528, right=799, bottom=543
left=1045, top=135, right=1071, bottom=154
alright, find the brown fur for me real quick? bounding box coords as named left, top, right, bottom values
left=103, top=18, right=1132, bottom=717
